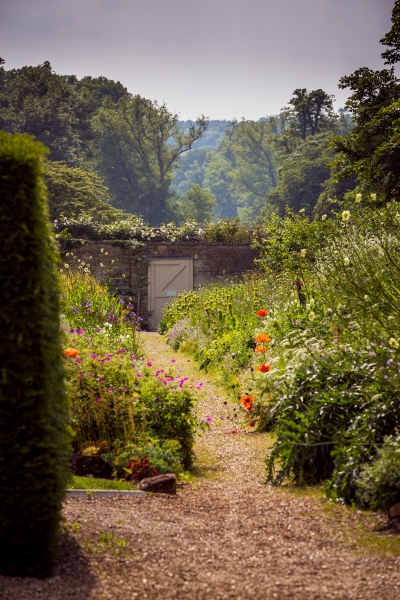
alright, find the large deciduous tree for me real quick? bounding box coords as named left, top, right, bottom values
left=95, top=97, right=208, bottom=225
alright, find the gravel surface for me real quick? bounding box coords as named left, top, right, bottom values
left=1, top=332, right=400, bottom=600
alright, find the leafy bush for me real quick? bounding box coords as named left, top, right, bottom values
left=0, top=133, right=70, bottom=576
left=355, top=435, right=400, bottom=511
left=102, top=439, right=184, bottom=479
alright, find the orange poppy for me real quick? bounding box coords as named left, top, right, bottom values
left=257, top=364, right=272, bottom=373
left=257, top=309, right=268, bottom=317
left=255, top=345, right=266, bottom=353
left=64, top=348, right=79, bottom=357
left=240, top=395, right=254, bottom=411
left=255, top=333, right=271, bottom=343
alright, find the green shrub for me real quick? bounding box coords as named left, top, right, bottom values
left=355, top=435, right=400, bottom=511
left=0, top=134, right=70, bottom=576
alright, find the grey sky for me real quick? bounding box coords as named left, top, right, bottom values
left=0, top=0, right=395, bottom=120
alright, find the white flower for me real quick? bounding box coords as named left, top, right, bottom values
left=364, top=295, right=369, bottom=301
left=370, top=193, right=377, bottom=202
left=309, top=298, right=315, bottom=306
left=355, top=193, right=362, bottom=203
left=84, top=268, right=89, bottom=272
left=389, top=338, right=399, bottom=349
left=64, top=264, right=69, bottom=268
left=342, top=210, right=351, bottom=222
left=66, top=253, right=70, bottom=257
left=308, top=311, right=316, bottom=321
left=100, top=263, right=104, bottom=267
left=321, top=214, right=327, bottom=221
left=101, top=248, right=104, bottom=253
left=343, top=257, right=350, bottom=266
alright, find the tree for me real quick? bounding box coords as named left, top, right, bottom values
left=94, top=96, right=208, bottom=225
left=44, top=162, right=123, bottom=221
left=381, top=0, right=400, bottom=65
left=329, top=0, right=400, bottom=201
left=229, top=118, right=278, bottom=219
left=287, top=88, right=335, bottom=140
left=178, top=183, right=216, bottom=225
left=0, top=61, right=96, bottom=165
left=265, top=133, right=337, bottom=214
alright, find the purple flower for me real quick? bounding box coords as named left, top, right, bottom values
left=147, top=362, right=153, bottom=367
left=136, top=373, right=142, bottom=378
left=387, top=359, right=394, bottom=366
left=369, top=352, right=377, bottom=357
left=205, top=417, right=213, bottom=424
left=121, top=387, right=127, bottom=392
left=69, top=328, right=75, bottom=334
left=98, top=379, right=103, bottom=383
left=61, top=294, right=66, bottom=299
left=95, top=397, right=100, bottom=403
left=171, top=359, right=176, bottom=363
left=96, top=328, right=102, bottom=333
left=108, top=387, right=114, bottom=392
left=71, top=308, right=79, bottom=314
left=76, top=329, right=85, bottom=335
left=196, top=383, right=204, bottom=389
left=75, top=358, right=82, bottom=364
left=60, top=326, right=66, bottom=332
left=154, top=397, right=161, bottom=403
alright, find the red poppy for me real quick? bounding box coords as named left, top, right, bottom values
left=257, top=364, right=272, bottom=373
left=257, top=309, right=268, bottom=317
left=240, top=395, right=254, bottom=411
left=64, top=348, right=79, bottom=357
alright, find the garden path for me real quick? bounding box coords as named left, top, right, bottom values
left=1, top=332, right=400, bottom=600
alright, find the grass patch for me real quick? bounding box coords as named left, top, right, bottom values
left=68, top=475, right=139, bottom=490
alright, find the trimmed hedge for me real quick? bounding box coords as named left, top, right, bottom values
left=0, top=133, right=70, bottom=577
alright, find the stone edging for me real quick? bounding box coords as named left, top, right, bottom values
left=66, top=489, right=146, bottom=497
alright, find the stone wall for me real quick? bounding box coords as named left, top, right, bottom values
left=70, top=240, right=259, bottom=317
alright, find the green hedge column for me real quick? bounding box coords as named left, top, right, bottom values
left=0, top=133, right=70, bottom=577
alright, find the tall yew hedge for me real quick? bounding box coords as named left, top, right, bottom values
left=0, top=133, right=70, bottom=577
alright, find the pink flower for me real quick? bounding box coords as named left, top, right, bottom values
left=76, top=329, right=85, bottom=335
left=147, top=362, right=153, bottom=367
left=171, top=359, right=176, bottom=363
left=95, top=397, right=100, bottom=403
left=75, top=358, right=82, bottom=364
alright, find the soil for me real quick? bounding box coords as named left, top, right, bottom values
left=1, top=332, right=400, bottom=600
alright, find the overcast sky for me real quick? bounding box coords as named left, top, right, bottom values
left=0, top=0, right=395, bottom=120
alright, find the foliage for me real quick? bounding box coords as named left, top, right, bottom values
left=203, top=218, right=254, bottom=242
left=0, top=61, right=95, bottom=166
left=355, top=435, right=400, bottom=511
left=0, top=133, right=70, bottom=576
left=61, top=271, right=200, bottom=468
left=102, top=439, right=184, bottom=479
left=94, top=96, right=208, bottom=225
left=178, top=183, right=216, bottom=225
left=329, top=1, right=400, bottom=202
left=45, top=161, right=123, bottom=221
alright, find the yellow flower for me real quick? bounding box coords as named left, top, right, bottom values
left=355, top=193, right=362, bottom=203
left=342, top=210, right=351, bottom=222
left=370, top=193, right=377, bottom=202
left=343, top=257, right=350, bottom=266
left=64, top=264, right=69, bottom=268
left=389, top=338, right=399, bottom=349
left=300, top=249, right=307, bottom=258
left=321, top=214, right=327, bottom=221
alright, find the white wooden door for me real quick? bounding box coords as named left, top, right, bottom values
left=148, top=259, right=193, bottom=329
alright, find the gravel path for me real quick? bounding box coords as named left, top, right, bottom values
left=1, top=332, right=400, bottom=600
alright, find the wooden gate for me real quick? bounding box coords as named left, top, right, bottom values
left=148, top=257, right=193, bottom=329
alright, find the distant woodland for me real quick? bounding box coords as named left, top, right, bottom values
left=0, top=54, right=379, bottom=226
